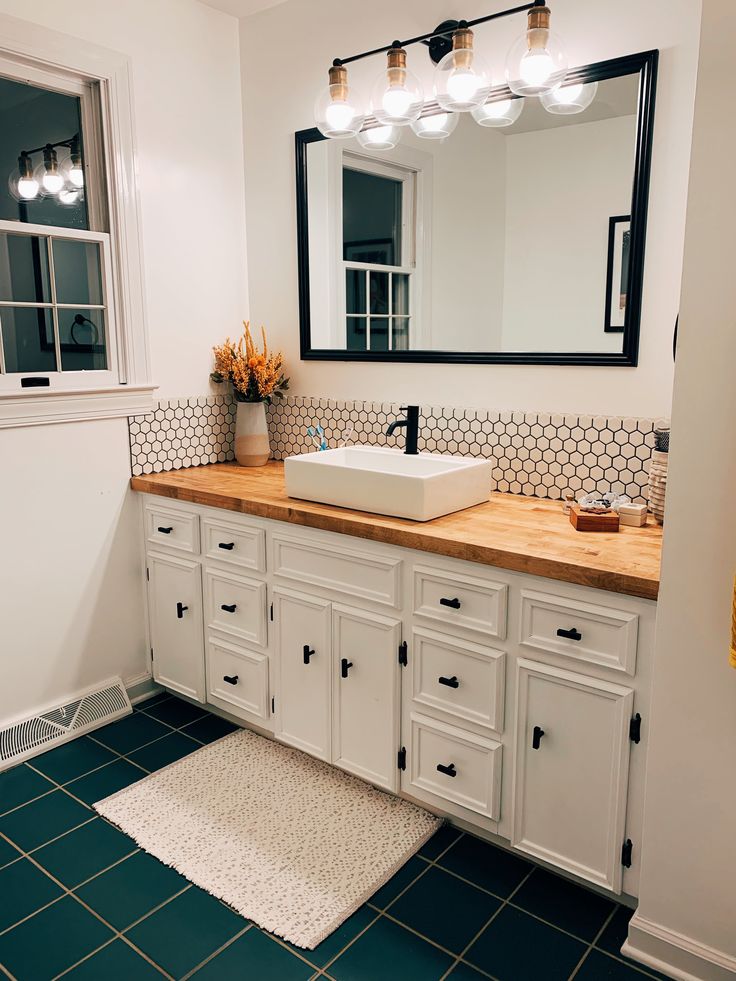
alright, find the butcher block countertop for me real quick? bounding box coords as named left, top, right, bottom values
left=131, top=461, right=663, bottom=601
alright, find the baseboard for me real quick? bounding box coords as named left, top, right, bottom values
left=623, top=912, right=736, bottom=981
left=124, top=671, right=159, bottom=705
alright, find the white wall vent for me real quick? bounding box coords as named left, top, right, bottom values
left=0, top=677, right=131, bottom=771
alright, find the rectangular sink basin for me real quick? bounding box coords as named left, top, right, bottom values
left=284, top=446, right=491, bottom=521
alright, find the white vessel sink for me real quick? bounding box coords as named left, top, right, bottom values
left=284, top=446, right=491, bottom=522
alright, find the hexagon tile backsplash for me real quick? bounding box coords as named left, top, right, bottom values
left=129, top=395, right=663, bottom=505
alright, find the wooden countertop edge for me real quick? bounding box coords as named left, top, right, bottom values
left=130, top=475, right=660, bottom=602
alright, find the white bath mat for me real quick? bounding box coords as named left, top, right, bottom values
left=94, top=728, right=441, bottom=949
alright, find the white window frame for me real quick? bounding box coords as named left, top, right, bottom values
left=0, top=15, right=154, bottom=428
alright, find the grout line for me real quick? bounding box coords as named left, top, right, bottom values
left=178, top=925, right=253, bottom=980
left=567, top=906, right=618, bottom=980
left=0, top=783, right=57, bottom=819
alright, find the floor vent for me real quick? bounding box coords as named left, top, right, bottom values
left=0, top=677, right=131, bottom=771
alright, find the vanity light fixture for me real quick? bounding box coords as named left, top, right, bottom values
left=8, top=134, right=84, bottom=204
left=370, top=44, right=424, bottom=126
left=471, top=94, right=525, bottom=127
left=410, top=110, right=459, bottom=140
left=540, top=79, right=598, bottom=114
left=505, top=3, right=568, bottom=96
left=434, top=25, right=491, bottom=112
left=13, top=152, right=39, bottom=200
left=314, top=63, right=365, bottom=139
left=356, top=124, right=402, bottom=149
left=40, top=145, right=64, bottom=194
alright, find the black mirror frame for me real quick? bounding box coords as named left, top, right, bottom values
left=296, top=49, right=658, bottom=366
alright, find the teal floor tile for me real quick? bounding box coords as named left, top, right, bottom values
left=34, top=818, right=137, bottom=888
left=0, top=857, right=63, bottom=931
left=125, top=886, right=244, bottom=978
left=135, top=691, right=172, bottom=709
left=465, top=905, right=586, bottom=981
left=438, top=834, right=532, bottom=898
left=182, top=714, right=238, bottom=744
left=513, top=867, right=615, bottom=942
left=140, top=697, right=209, bottom=729
left=127, top=732, right=201, bottom=772
left=330, top=916, right=453, bottom=981
left=0, top=834, right=21, bottom=869
left=0, top=789, right=91, bottom=851
left=596, top=907, right=670, bottom=980
left=389, top=865, right=501, bottom=954
left=66, top=759, right=144, bottom=805
left=0, top=895, right=113, bottom=981
left=92, top=713, right=172, bottom=754
left=192, top=928, right=311, bottom=980
left=448, top=963, right=488, bottom=980
left=419, top=824, right=463, bottom=861
left=283, top=904, right=377, bottom=968
left=64, top=938, right=164, bottom=979
left=30, top=736, right=118, bottom=785
left=0, top=763, right=55, bottom=815
left=576, top=948, right=657, bottom=980
left=369, top=855, right=428, bottom=909
left=76, top=850, right=189, bottom=930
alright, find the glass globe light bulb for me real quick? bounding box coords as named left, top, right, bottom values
left=69, top=164, right=84, bottom=188
left=370, top=46, right=423, bottom=126
left=540, top=79, right=598, bottom=115
left=434, top=28, right=491, bottom=112
left=58, top=187, right=80, bottom=205
left=506, top=6, right=567, bottom=97
left=356, top=124, right=401, bottom=150
left=410, top=110, right=459, bottom=141
left=471, top=95, right=524, bottom=128
left=10, top=153, right=40, bottom=201
left=17, top=176, right=39, bottom=200
left=315, top=64, right=365, bottom=139
left=42, top=171, right=64, bottom=194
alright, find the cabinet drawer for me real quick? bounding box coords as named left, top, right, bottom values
left=206, top=636, right=268, bottom=722
left=412, top=628, right=505, bottom=734
left=204, top=568, right=267, bottom=647
left=413, top=566, right=508, bottom=639
left=408, top=713, right=502, bottom=821
left=520, top=590, right=639, bottom=675
left=202, top=517, right=266, bottom=573
left=272, top=533, right=402, bottom=608
left=145, top=504, right=199, bottom=554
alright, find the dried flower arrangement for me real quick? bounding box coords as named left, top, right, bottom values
left=211, top=322, right=289, bottom=404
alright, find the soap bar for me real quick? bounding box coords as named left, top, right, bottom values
left=618, top=502, right=648, bottom=527
left=570, top=505, right=620, bottom=532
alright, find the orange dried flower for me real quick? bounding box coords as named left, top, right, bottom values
left=210, top=321, right=288, bottom=404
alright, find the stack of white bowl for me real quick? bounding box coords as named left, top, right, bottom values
left=647, top=427, right=669, bottom=525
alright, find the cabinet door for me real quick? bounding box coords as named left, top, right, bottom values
left=332, top=605, right=401, bottom=792
left=148, top=552, right=205, bottom=703
left=512, top=658, right=634, bottom=892
left=274, top=588, right=331, bottom=760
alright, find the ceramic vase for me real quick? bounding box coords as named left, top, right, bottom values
left=234, top=401, right=270, bottom=467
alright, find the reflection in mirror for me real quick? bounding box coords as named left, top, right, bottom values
left=298, top=54, right=658, bottom=364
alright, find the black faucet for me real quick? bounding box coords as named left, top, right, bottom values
left=386, top=405, right=420, bottom=455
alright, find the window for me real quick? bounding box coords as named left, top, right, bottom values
left=341, top=156, right=416, bottom=353
left=0, top=19, right=152, bottom=427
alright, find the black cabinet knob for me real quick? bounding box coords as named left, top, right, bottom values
left=532, top=725, right=545, bottom=750
left=218, top=542, right=235, bottom=551
left=176, top=602, right=188, bottom=619
left=158, top=526, right=173, bottom=534
left=440, top=597, right=461, bottom=610
left=303, top=645, right=315, bottom=665
left=220, top=604, right=237, bottom=613
left=223, top=675, right=239, bottom=686
left=438, top=675, right=460, bottom=689
left=556, top=627, right=582, bottom=641
left=436, top=762, right=457, bottom=778
left=341, top=658, right=353, bottom=679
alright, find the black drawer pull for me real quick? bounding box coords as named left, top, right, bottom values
left=223, top=675, right=239, bottom=686
left=439, top=675, right=459, bottom=689
left=440, top=597, right=461, bottom=610
left=221, top=603, right=237, bottom=614
left=176, top=602, right=188, bottom=619
left=218, top=542, right=235, bottom=551
left=436, top=762, right=457, bottom=778
left=303, top=645, right=315, bottom=665
left=532, top=725, right=545, bottom=750
left=158, top=526, right=173, bottom=534
left=556, top=627, right=582, bottom=641
left=341, top=658, right=353, bottom=679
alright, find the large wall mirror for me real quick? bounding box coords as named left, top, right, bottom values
left=296, top=51, right=658, bottom=365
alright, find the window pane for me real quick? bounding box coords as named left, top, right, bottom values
left=343, top=167, right=401, bottom=266
left=1, top=307, right=56, bottom=372
left=346, top=317, right=367, bottom=352
left=0, top=76, right=90, bottom=230
left=392, top=273, right=410, bottom=316
left=346, top=268, right=366, bottom=314
left=369, top=318, right=389, bottom=352
left=393, top=317, right=410, bottom=351
left=0, top=234, right=51, bottom=303
left=58, top=308, right=107, bottom=371
left=370, top=271, right=389, bottom=315
left=53, top=239, right=103, bottom=305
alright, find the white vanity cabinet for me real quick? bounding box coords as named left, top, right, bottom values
left=139, top=492, right=655, bottom=900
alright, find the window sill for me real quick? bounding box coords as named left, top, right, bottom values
left=0, top=384, right=157, bottom=429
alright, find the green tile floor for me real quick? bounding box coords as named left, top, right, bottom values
left=0, top=693, right=670, bottom=981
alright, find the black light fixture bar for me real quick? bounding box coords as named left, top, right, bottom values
left=334, top=0, right=543, bottom=67
left=18, top=135, right=79, bottom=158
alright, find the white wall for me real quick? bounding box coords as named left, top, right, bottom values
left=624, top=1, right=736, bottom=976
left=240, top=0, right=701, bottom=417
left=0, top=0, right=247, bottom=722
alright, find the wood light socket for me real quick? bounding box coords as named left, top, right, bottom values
left=570, top=505, right=620, bottom=533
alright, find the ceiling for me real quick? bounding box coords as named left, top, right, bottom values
left=197, top=0, right=288, bottom=17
